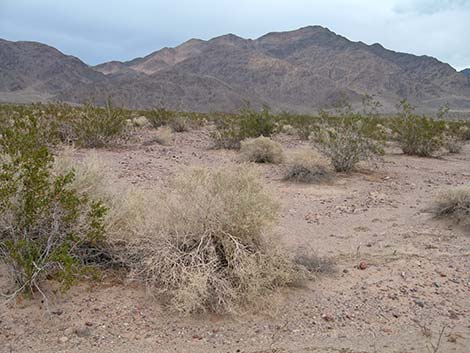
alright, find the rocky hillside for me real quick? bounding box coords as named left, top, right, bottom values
left=1, top=26, right=470, bottom=112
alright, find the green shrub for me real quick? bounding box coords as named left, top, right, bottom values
left=0, top=116, right=108, bottom=294
left=212, top=106, right=277, bottom=149
left=72, top=100, right=129, bottom=148
left=147, top=107, right=174, bottom=129
left=311, top=116, right=383, bottom=172
left=240, top=136, right=284, bottom=164
left=391, top=101, right=446, bottom=157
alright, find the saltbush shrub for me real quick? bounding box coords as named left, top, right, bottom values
left=240, top=136, right=284, bottom=164
left=430, top=187, right=470, bottom=224
left=284, top=148, right=333, bottom=183
left=126, top=165, right=300, bottom=314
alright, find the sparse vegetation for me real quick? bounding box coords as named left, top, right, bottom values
left=0, top=116, right=109, bottom=295
left=311, top=114, right=383, bottom=172
left=391, top=101, right=446, bottom=157
left=153, top=126, right=173, bottom=145
left=72, top=100, right=130, bottom=148
left=212, top=106, right=277, bottom=149
left=126, top=165, right=300, bottom=314
left=283, top=147, right=333, bottom=183
left=240, top=136, right=284, bottom=164
left=430, top=186, right=470, bottom=224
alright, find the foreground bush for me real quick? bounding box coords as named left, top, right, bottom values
left=240, top=136, right=284, bottom=164
left=430, top=187, right=470, bottom=224
left=0, top=116, right=108, bottom=294
left=284, top=148, right=333, bottom=183
left=311, top=116, right=383, bottom=172
left=391, top=101, right=446, bottom=157
left=127, top=165, right=300, bottom=314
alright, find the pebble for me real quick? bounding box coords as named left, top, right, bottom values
left=358, top=261, right=368, bottom=270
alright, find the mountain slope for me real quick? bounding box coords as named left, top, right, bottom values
left=1, top=26, right=470, bottom=112
left=0, top=39, right=106, bottom=101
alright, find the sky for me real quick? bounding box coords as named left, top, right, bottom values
left=0, top=0, right=469, bottom=70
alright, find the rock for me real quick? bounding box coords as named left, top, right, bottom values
left=58, top=336, right=69, bottom=343
left=343, top=269, right=349, bottom=274
left=321, top=313, right=335, bottom=322
left=75, top=327, right=92, bottom=338
left=358, top=261, right=368, bottom=270
left=414, top=299, right=425, bottom=308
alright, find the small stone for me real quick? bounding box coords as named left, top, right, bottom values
left=358, top=261, right=368, bottom=270
left=414, top=299, right=424, bottom=308
left=75, top=327, right=92, bottom=338
left=321, top=313, right=335, bottom=322
left=58, top=336, right=69, bottom=344
left=343, top=269, right=349, bottom=274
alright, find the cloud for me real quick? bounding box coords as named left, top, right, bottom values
left=393, top=0, right=470, bottom=14
left=0, top=0, right=468, bottom=70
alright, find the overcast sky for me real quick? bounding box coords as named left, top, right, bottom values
left=0, top=0, right=468, bottom=70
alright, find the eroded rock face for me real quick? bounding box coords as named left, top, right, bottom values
left=2, top=26, right=470, bottom=113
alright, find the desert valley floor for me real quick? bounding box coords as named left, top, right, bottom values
left=1, top=127, right=469, bottom=353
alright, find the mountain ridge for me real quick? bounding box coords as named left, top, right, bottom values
left=1, top=26, right=469, bottom=113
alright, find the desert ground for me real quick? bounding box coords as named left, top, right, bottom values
left=1, top=126, right=469, bottom=353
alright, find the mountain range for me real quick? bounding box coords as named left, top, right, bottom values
left=1, top=26, right=469, bottom=113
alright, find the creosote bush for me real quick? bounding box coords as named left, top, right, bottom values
left=0, top=116, right=108, bottom=295
left=391, top=101, right=446, bottom=157
left=311, top=116, right=383, bottom=172
left=430, top=186, right=470, bottom=225
left=72, top=100, right=129, bottom=148
left=212, top=106, right=276, bottom=149
left=240, top=136, right=284, bottom=164
left=127, top=165, right=300, bottom=314
left=284, top=148, right=333, bottom=183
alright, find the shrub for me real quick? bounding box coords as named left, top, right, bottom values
left=430, top=187, right=470, bottom=224
left=212, top=106, right=277, bottom=149
left=147, top=107, right=173, bottom=128
left=391, top=101, right=445, bottom=157
left=126, top=165, right=300, bottom=314
left=72, top=100, right=129, bottom=148
left=293, top=247, right=336, bottom=274
left=153, top=126, right=173, bottom=145
left=240, top=136, right=284, bottom=164
left=169, top=115, right=190, bottom=132
left=283, top=148, right=332, bottom=183
left=311, top=117, right=383, bottom=172
left=0, top=116, right=108, bottom=295
left=444, top=135, right=464, bottom=154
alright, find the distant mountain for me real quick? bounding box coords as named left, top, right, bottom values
left=1, top=26, right=470, bottom=112
left=461, top=68, right=470, bottom=77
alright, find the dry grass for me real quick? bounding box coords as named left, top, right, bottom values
left=293, top=247, right=336, bottom=275
left=240, top=136, right=284, bottom=164
left=444, top=136, right=464, bottom=154
left=430, top=186, right=470, bottom=224
left=283, top=147, right=333, bottom=183
left=125, top=165, right=300, bottom=314
left=153, top=126, right=173, bottom=146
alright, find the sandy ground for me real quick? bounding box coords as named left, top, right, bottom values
left=1, top=127, right=469, bottom=353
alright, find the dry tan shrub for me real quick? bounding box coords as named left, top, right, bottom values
left=153, top=126, right=173, bottom=146
left=444, top=135, right=464, bottom=154
left=132, top=116, right=150, bottom=127
left=53, top=148, right=152, bottom=239
left=430, top=186, right=470, bottom=224
left=126, top=165, right=300, bottom=314
left=283, top=147, right=333, bottom=183
left=240, top=136, right=284, bottom=164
